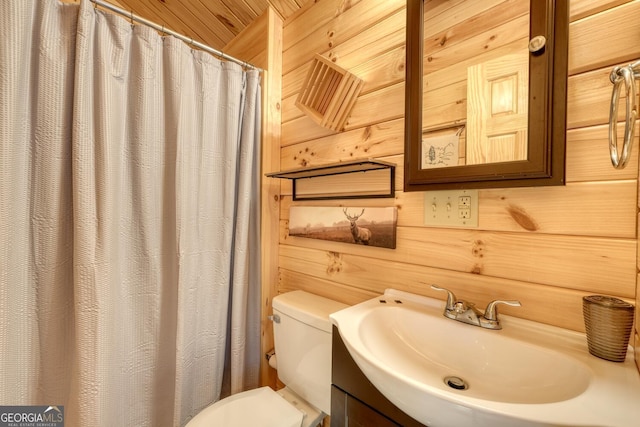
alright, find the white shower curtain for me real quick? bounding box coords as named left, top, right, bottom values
left=0, top=0, right=261, bottom=425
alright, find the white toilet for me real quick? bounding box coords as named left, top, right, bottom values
left=186, top=290, right=347, bottom=427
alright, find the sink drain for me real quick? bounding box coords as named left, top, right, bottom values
left=444, top=376, right=469, bottom=390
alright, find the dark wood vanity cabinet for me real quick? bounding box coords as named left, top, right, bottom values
left=331, top=326, right=427, bottom=427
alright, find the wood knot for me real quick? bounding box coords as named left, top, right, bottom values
left=507, top=205, right=539, bottom=231
left=471, top=264, right=483, bottom=274
left=472, top=240, right=485, bottom=258
left=362, top=126, right=372, bottom=141
left=326, top=251, right=343, bottom=275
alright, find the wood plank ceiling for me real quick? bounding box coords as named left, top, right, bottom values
left=106, top=0, right=306, bottom=51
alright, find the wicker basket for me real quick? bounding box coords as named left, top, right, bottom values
left=582, top=295, right=634, bottom=362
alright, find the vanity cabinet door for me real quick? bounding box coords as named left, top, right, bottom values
left=331, top=326, right=427, bottom=427
left=331, top=386, right=400, bottom=427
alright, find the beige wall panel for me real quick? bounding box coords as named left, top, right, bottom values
left=278, top=248, right=632, bottom=332
left=570, top=0, right=631, bottom=21
left=423, top=79, right=467, bottom=110
left=224, top=11, right=269, bottom=68
left=424, top=38, right=528, bottom=94
left=566, top=122, right=639, bottom=182
left=281, top=93, right=301, bottom=123
left=283, top=0, right=404, bottom=74
left=280, top=119, right=404, bottom=169
left=282, top=82, right=404, bottom=146
left=392, top=228, right=636, bottom=297
left=423, top=81, right=467, bottom=128
left=569, top=1, right=640, bottom=75
left=343, top=83, right=405, bottom=129
left=283, top=0, right=361, bottom=51
left=351, top=45, right=406, bottom=95
left=279, top=269, right=379, bottom=305
left=477, top=182, right=636, bottom=237
left=323, top=10, right=405, bottom=69
left=423, top=14, right=528, bottom=75
left=279, top=179, right=292, bottom=197
left=393, top=180, right=636, bottom=237
left=282, top=17, right=405, bottom=120
left=424, top=0, right=528, bottom=63
left=280, top=115, right=335, bottom=147
left=566, top=63, right=631, bottom=129
left=282, top=42, right=406, bottom=123
left=280, top=176, right=633, bottom=238
left=422, top=100, right=466, bottom=129
left=279, top=225, right=636, bottom=298
left=282, top=10, right=405, bottom=123
left=279, top=118, right=634, bottom=187
left=283, top=40, right=405, bottom=100
left=283, top=62, right=311, bottom=100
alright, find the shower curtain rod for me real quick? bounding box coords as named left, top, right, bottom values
left=89, top=0, right=262, bottom=71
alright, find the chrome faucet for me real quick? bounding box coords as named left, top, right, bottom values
left=431, top=285, right=521, bottom=330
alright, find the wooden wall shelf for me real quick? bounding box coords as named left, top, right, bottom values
left=266, top=159, right=395, bottom=200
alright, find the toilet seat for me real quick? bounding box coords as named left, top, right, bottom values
left=185, top=386, right=304, bottom=427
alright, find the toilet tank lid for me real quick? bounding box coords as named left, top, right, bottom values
left=273, top=290, right=348, bottom=333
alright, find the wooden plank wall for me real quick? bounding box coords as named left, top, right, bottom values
left=278, top=0, right=640, bottom=374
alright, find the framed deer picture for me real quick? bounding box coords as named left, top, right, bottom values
left=288, top=206, right=397, bottom=249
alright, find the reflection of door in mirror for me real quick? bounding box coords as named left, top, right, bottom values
left=422, top=0, right=530, bottom=168
left=467, top=52, right=528, bottom=164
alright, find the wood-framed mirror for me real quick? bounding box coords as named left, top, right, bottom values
left=404, top=0, right=569, bottom=190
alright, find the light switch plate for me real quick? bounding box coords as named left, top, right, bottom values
left=424, top=189, right=479, bottom=227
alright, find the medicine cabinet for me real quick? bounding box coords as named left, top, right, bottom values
left=404, top=0, right=569, bottom=190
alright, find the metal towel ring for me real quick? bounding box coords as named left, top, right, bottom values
left=608, top=61, right=640, bottom=169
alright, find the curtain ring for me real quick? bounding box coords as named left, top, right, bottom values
left=609, top=65, right=637, bottom=169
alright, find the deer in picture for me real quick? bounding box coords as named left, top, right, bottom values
left=343, top=208, right=372, bottom=245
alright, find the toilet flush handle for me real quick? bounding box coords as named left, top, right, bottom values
left=268, top=314, right=280, bottom=323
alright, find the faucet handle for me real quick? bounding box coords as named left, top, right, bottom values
left=431, top=285, right=457, bottom=310
left=483, top=300, right=521, bottom=321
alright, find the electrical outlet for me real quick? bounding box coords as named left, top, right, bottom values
left=424, top=189, right=478, bottom=227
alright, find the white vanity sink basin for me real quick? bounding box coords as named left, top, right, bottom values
left=330, top=289, right=640, bottom=427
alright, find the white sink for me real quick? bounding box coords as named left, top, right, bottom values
left=330, top=289, right=640, bottom=427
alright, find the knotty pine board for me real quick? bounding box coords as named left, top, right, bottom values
left=278, top=247, right=634, bottom=333
left=282, top=0, right=404, bottom=74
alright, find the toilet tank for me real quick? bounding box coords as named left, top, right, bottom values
left=272, top=290, right=347, bottom=415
